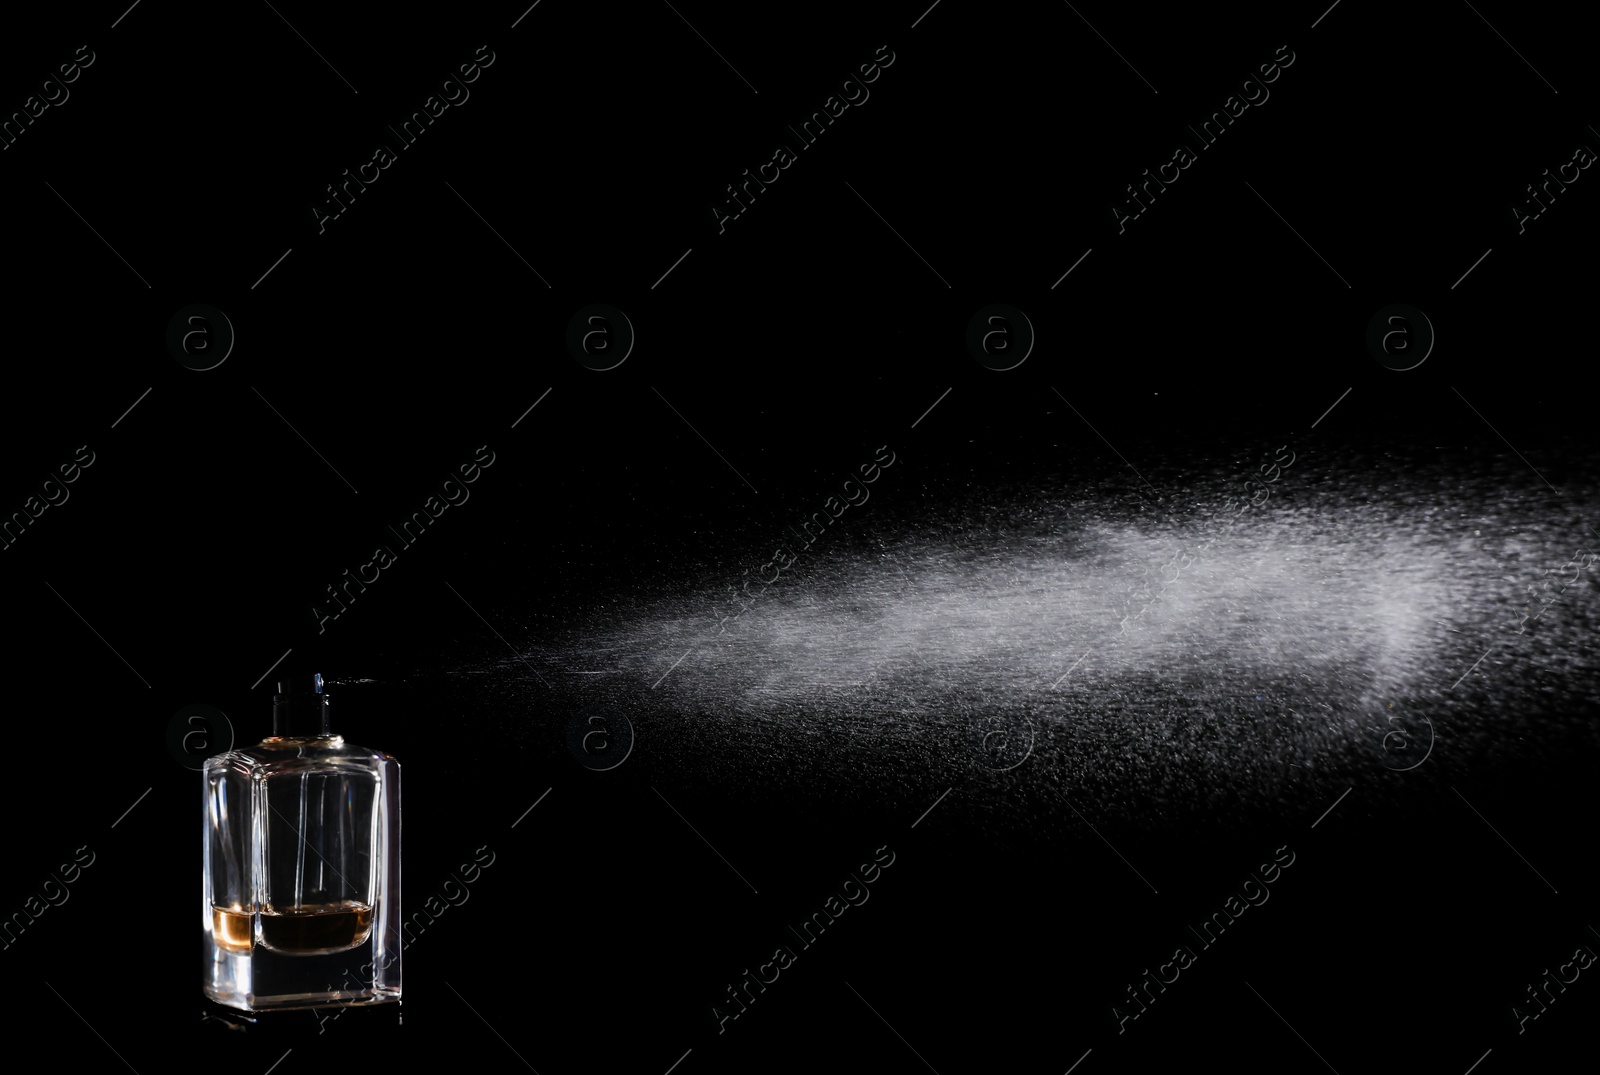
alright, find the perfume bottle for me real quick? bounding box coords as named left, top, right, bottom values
left=203, top=674, right=400, bottom=1011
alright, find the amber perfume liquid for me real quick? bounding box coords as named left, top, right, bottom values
left=212, top=901, right=375, bottom=955
left=203, top=674, right=400, bottom=1011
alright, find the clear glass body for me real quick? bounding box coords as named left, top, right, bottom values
left=203, top=734, right=400, bottom=1010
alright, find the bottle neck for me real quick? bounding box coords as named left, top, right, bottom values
left=255, top=733, right=345, bottom=754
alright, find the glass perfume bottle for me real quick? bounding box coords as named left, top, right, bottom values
left=203, top=674, right=400, bottom=1011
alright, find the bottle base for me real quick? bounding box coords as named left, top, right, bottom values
left=203, top=926, right=401, bottom=1012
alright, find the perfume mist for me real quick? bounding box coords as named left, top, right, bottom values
left=203, top=674, right=400, bottom=1010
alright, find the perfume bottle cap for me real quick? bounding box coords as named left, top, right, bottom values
left=272, top=672, right=331, bottom=736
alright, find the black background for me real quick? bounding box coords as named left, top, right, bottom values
left=1, top=1, right=1596, bottom=1072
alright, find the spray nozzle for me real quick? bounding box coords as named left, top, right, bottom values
left=272, top=673, right=331, bottom=736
